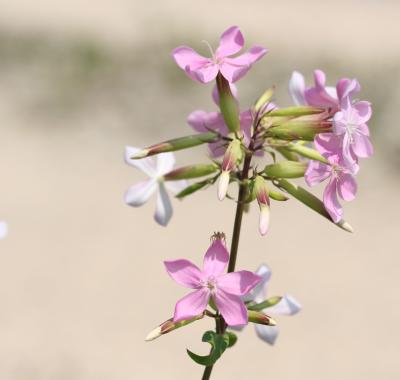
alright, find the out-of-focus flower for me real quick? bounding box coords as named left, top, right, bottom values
left=124, top=147, right=187, bottom=226
left=172, top=26, right=267, bottom=83
left=305, top=153, right=358, bottom=223
left=0, top=221, right=8, bottom=239
left=234, top=264, right=301, bottom=345
left=164, top=236, right=261, bottom=326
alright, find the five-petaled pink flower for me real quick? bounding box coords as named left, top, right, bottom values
left=305, top=154, right=358, bottom=223
left=172, top=26, right=267, bottom=84
left=164, top=237, right=261, bottom=326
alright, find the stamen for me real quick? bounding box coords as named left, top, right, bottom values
left=201, top=40, right=215, bottom=58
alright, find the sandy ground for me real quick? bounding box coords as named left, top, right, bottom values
left=0, top=1, right=400, bottom=379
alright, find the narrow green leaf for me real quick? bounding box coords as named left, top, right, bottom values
left=186, top=331, right=229, bottom=366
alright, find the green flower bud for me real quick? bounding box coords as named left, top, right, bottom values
left=130, top=132, right=218, bottom=159
left=264, top=161, right=307, bottom=178
left=254, top=87, right=274, bottom=112
left=164, top=163, right=219, bottom=181
left=248, top=310, right=277, bottom=326
left=266, top=120, right=332, bottom=141
left=216, top=73, right=240, bottom=133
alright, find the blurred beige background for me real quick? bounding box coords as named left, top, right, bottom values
left=0, top=0, right=399, bottom=379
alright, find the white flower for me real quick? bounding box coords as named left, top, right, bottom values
left=234, top=264, right=301, bottom=345
left=124, top=147, right=187, bottom=226
left=0, top=221, right=8, bottom=239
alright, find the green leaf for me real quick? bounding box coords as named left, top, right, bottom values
left=186, top=331, right=229, bottom=366
left=224, top=332, right=238, bottom=348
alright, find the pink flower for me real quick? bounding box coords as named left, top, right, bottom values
left=187, top=85, right=252, bottom=157
left=164, top=237, right=261, bottom=326
left=124, top=147, right=187, bottom=226
left=172, top=26, right=267, bottom=83
left=305, top=154, right=358, bottom=223
left=289, top=69, right=361, bottom=111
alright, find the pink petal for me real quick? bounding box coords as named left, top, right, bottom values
left=354, top=101, right=372, bottom=123
left=191, top=64, right=220, bottom=84
left=314, top=133, right=341, bottom=157
left=214, top=289, right=248, bottom=326
left=217, top=271, right=261, bottom=296
left=336, top=78, right=360, bottom=104
left=289, top=71, right=306, bottom=106
left=304, top=69, right=338, bottom=108
left=304, top=160, right=332, bottom=187
left=125, top=146, right=157, bottom=177
left=0, top=221, right=8, bottom=239
left=255, top=324, right=279, bottom=345
left=216, top=26, right=244, bottom=57
left=164, top=259, right=203, bottom=288
left=172, top=46, right=217, bottom=83
left=266, top=294, right=302, bottom=316
left=352, top=132, right=374, bottom=158
left=337, top=173, right=357, bottom=201
left=220, top=46, right=267, bottom=82
left=187, top=110, right=225, bottom=133
left=154, top=183, right=172, bottom=226
left=333, top=111, right=347, bottom=135
left=173, top=288, right=210, bottom=322
left=203, top=238, right=229, bottom=277
left=323, top=178, right=342, bottom=223
left=124, top=179, right=157, bottom=207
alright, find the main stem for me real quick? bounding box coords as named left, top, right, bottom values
left=201, top=153, right=252, bottom=380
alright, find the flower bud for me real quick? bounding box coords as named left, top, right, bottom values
left=264, top=161, right=307, bottom=179
left=164, top=163, right=219, bottom=181
left=286, top=143, right=329, bottom=164
left=266, top=120, right=332, bottom=141
left=145, top=314, right=204, bottom=342
left=254, top=87, right=274, bottom=112
left=130, top=132, right=218, bottom=159
left=247, top=310, right=277, bottom=326
left=254, top=176, right=270, bottom=235
left=218, top=139, right=243, bottom=201
left=267, top=106, right=324, bottom=117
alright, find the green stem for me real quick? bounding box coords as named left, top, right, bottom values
left=201, top=153, right=252, bottom=380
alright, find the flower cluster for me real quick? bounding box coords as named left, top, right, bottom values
left=289, top=70, right=373, bottom=222
left=125, top=25, right=372, bottom=373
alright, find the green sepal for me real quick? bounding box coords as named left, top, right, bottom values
left=186, top=331, right=229, bottom=366
left=268, top=189, right=289, bottom=201
left=267, top=106, right=324, bottom=117
left=287, top=143, right=329, bottom=164
left=264, top=161, right=307, bottom=179
left=275, top=179, right=353, bottom=232
left=217, top=74, right=240, bottom=133
left=130, top=132, right=218, bottom=158
left=176, top=177, right=216, bottom=199
left=254, top=87, right=274, bottom=112
left=164, top=163, right=219, bottom=181
left=266, top=121, right=331, bottom=141
left=248, top=296, right=282, bottom=311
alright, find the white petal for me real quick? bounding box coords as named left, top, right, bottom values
left=289, top=71, right=306, bottom=106
left=0, top=221, right=8, bottom=239
left=125, top=146, right=157, bottom=177
left=165, top=180, right=188, bottom=195
left=156, top=152, right=176, bottom=176
left=243, top=264, right=271, bottom=302
left=266, top=294, right=302, bottom=316
left=154, top=183, right=173, bottom=226
left=255, top=324, right=279, bottom=345
left=124, top=179, right=157, bottom=207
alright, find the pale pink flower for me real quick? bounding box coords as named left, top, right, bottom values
left=172, top=26, right=267, bottom=84
left=124, top=147, right=187, bottom=226
left=164, top=237, right=261, bottom=326
left=233, top=264, right=301, bottom=345
left=305, top=154, right=358, bottom=223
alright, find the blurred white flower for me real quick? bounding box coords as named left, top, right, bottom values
left=124, top=147, right=187, bottom=226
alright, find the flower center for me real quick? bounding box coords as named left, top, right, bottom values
left=345, top=122, right=358, bottom=143
left=203, top=276, right=217, bottom=292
